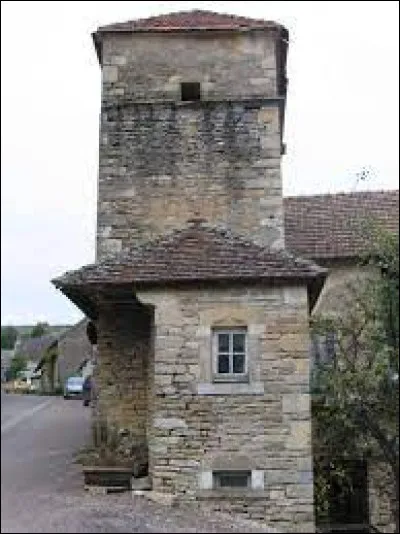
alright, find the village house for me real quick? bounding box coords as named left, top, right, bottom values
left=12, top=334, right=58, bottom=390
left=35, top=319, right=95, bottom=393
left=52, top=9, right=399, bottom=533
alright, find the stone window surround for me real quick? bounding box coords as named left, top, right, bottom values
left=213, top=470, right=251, bottom=489
left=200, top=469, right=265, bottom=490
left=198, top=474, right=265, bottom=498
left=198, top=453, right=266, bottom=495
left=197, top=321, right=265, bottom=396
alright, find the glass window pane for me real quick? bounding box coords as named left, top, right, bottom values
left=232, top=333, right=245, bottom=353
left=324, top=332, right=336, bottom=363
left=215, top=471, right=250, bottom=488
left=218, top=354, right=230, bottom=374
left=218, top=333, right=229, bottom=353
left=233, top=353, right=245, bottom=374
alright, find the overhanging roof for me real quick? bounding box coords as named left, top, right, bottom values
left=52, top=220, right=326, bottom=318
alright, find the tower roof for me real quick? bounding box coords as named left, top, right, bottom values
left=96, top=9, right=285, bottom=33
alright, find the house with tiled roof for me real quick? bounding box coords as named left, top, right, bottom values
left=52, top=9, right=398, bottom=533
left=34, top=319, right=94, bottom=393
left=285, top=190, right=399, bottom=319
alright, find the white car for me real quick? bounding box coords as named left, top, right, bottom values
left=63, top=376, right=84, bottom=399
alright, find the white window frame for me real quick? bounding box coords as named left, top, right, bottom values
left=212, top=328, right=248, bottom=383
left=199, top=468, right=265, bottom=491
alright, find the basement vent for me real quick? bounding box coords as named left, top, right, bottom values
left=213, top=470, right=251, bottom=489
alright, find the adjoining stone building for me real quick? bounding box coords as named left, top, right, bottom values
left=51, top=9, right=399, bottom=533
left=285, top=189, right=399, bottom=533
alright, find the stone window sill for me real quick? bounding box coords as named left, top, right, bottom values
left=197, top=489, right=268, bottom=500
left=196, top=382, right=265, bottom=395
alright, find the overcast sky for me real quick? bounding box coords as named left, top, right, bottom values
left=1, top=1, right=399, bottom=326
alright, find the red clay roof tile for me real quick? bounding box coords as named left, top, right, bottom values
left=97, top=9, right=282, bottom=33
left=284, top=190, right=399, bottom=260
left=52, top=221, right=325, bottom=288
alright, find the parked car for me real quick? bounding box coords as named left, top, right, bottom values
left=63, top=376, right=84, bottom=399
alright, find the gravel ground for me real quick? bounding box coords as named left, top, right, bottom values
left=1, top=393, right=278, bottom=533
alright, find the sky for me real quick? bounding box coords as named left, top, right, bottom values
left=1, top=1, right=399, bottom=326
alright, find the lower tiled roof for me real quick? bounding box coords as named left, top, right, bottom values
left=52, top=220, right=325, bottom=289
left=284, top=190, right=399, bottom=260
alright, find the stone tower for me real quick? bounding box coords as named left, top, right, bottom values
left=53, top=11, right=323, bottom=533
left=93, top=10, right=288, bottom=259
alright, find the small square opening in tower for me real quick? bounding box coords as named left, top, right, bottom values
left=180, top=82, right=201, bottom=102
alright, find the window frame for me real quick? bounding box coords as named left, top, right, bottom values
left=212, top=328, right=248, bottom=383
left=311, top=331, right=337, bottom=368
left=212, top=470, right=251, bottom=490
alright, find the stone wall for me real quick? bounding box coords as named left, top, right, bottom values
left=97, top=100, right=283, bottom=258
left=138, top=284, right=315, bottom=533
left=96, top=30, right=285, bottom=259
left=101, top=31, right=279, bottom=101
left=94, top=304, right=153, bottom=468
left=312, top=262, right=372, bottom=316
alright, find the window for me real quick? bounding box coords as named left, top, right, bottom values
left=213, top=328, right=247, bottom=382
left=180, top=82, right=201, bottom=102
left=311, top=332, right=337, bottom=368
left=213, top=470, right=251, bottom=489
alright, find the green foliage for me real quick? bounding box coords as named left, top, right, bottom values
left=312, top=225, right=399, bottom=527
left=1, top=325, right=18, bottom=349
left=8, top=354, right=28, bottom=380
left=30, top=322, right=50, bottom=338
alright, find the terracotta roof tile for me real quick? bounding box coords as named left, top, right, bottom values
left=97, top=9, right=282, bottom=33
left=52, top=221, right=325, bottom=289
left=284, top=190, right=399, bottom=260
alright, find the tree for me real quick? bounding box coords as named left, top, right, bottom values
left=1, top=325, right=18, bottom=349
left=30, top=322, right=49, bottom=338
left=312, top=226, right=399, bottom=531
left=8, top=354, right=27, bottom=380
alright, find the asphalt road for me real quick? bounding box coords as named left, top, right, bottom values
left=1, top=392, right=93, bottom=532
left=0, top=392, right=276, bottom=533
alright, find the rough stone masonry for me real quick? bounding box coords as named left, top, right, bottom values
left=96, top=27, right=287, bottom=258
